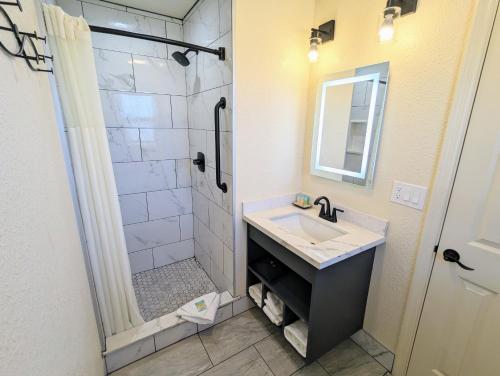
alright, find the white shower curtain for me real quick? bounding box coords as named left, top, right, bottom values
left=43, top=5, right=144, bottom=336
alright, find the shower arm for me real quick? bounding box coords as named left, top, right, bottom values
left=88, top=25, right=225, bottom=61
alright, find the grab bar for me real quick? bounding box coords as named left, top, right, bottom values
left=214, top=97, right=227, bottom=193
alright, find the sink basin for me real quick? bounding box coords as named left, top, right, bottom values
left=270, top=213, right=345, bottom=244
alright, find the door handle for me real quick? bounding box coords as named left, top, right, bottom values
left=443, top=249, right=474, bottom=271
left=214, top=97, right=227, bottom=193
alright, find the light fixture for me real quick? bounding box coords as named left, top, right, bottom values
left=308, top=20, right=335, bottom=63
left=379, top=0, right=418, bottom=42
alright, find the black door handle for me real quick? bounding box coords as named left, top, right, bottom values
left=443, top=249, right=474, bottom=271
left=214, top=97, right=227, bottom=193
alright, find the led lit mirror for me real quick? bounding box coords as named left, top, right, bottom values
left=310, top=62, right=389, bottom=186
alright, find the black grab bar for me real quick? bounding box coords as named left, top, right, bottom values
left=214, top=97, right=227, bottom=193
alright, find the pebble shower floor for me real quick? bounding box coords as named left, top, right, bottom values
left=132, top=258, right=218, bottom=322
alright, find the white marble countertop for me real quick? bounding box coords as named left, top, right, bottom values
left=243, top=200, right=388, bottom=270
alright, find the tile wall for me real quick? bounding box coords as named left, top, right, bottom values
left=56, top=0, right=195, bottom=274
left=184, top=0, right=234, bottom=294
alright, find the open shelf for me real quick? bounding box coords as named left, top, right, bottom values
left=248, top=257, right=311, bottom=322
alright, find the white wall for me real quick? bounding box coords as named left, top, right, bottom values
left=233, top=0, right=314, bottom=295
left=302, top=0, right=478, bottom=351
left=0, top=1, right=103, bottom=375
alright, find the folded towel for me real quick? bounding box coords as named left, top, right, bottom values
left=265, top=292, right=284, bottom=316
left=263, top=305, right=282, bottom=326
left=264, top=298, right=283, bottom=320
left=248, top=283, right=263, bottom=307
left=284, top=320, right=308, bottom=358
left=176, top=292, right=220, bottom=324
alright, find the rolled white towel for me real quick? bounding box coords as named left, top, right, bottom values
left=284, top=320, right=308, bottom=358
left=263, top=305, right=282, bottom=326
left=248, top=283, right=263, bottom=307
left=264, top=298, right=283, bottom=321
left=265, top=292, right=284, bottom=316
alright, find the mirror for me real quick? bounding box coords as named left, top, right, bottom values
left=310, top=62, right=389, bottom=186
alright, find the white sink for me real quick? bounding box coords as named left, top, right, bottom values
left=270, top=213, right=346, bottom=244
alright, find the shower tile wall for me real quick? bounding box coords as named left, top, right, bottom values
left=184, top=0, right=234, bottom=294
left=56, top=0, right=194, bottom=273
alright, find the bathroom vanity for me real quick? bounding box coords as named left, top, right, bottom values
left=243, top=201, right=387, bottom=363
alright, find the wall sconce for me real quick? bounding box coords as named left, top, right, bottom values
left=308, top=20, right=335, bottom=62
left=379, top=0, right=418, bottom=42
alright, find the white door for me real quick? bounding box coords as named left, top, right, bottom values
left=408, top=9, right=500, bottom=376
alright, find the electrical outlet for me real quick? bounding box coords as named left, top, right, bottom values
left=391, top=181, right=427, bottom=210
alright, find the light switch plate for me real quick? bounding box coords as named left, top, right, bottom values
left=391, top=181, right=427, bottom=210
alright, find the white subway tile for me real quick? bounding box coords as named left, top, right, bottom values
left=183, top=0, right=219, bottom=47
left=223, top=245, right=233, bottom=279
left=94, top=49, right=134, bottom=91
left=55, top=0, right=83, bottom=17
left=210, top=259, right=231, bottom=292
left=100, top=91, right=172, bottom=128
left=222, top=172, right=232, bottom=214
left=209, top=201, right=233, bottom=249
left=180, top=214, right=194, bottom=240
left=194, top=239, right=210, bottom=274
left=147, top=188, right=192, bottom=220
left=128, top=249, right=154, bottom=273
left=206, top=131, right=232, bottom=174
left=113, top=160, right=176, bottom=194
left=165, top=22, right=185, bottom=57
left=153, top=239, right=194, bottom=267
left=133, top=56, right=186, bottom=95
left=140, top=129, right=189, bottom=160
left=220, top=84, right=232, bottom=132
left=119, top=193, right=148, bottom=225
left=188, top=129, right=206, bottom=159
left=124, top=217, right=180, bottom=252
left=219, top=0, right=232, bottom=36
left=192, top=189, right=210, bottom=226
left=176, top=159, right=192, bottom=188
left=187, top=88, right=220, bottom=130
left=106, top=128, right=141, bottom=162
left=171, top=96, right=188, bottom=128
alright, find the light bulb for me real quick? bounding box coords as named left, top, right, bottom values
left=308, top=39, right=319, bottom=62
left=379, top=13, right=395, bottom=42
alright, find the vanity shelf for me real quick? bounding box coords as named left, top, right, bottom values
left=247, top=224, right=376, bottom=364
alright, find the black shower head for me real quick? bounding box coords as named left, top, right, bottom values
left=172, top=49, right=198, bottom=67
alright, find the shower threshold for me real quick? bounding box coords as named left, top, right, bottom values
left=132, top=258, right=218, bottom=322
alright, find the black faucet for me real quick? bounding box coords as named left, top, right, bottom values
left=313, top=196, right=344, bottom=223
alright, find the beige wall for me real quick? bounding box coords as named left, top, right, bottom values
left=302, top=0, right=477, bottom=350
left=0, top=1, right=104, bottom=375
left=233, top=0, right=314, bottom=294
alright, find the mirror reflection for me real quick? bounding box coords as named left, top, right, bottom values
left=311, top=62, right=389, bottom=186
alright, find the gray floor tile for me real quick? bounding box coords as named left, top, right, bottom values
left=318, top=339, right=386, bottom=376
left=255, top=333, right=305, bottom=376
left=199, top=308, right=276, bottom=365
left=111, top=335, right=212, bottom=376
left=132, top=258, right=218, bottom=321
left=350, top=330, right=394, bottom=371
left=292, top=362, right=329, bottom=376
left=199, top=347, right=274, bottom=376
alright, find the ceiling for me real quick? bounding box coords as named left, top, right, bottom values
left=110, top=0, right=198, bottom=19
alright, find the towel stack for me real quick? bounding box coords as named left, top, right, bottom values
left=248, top=283, right=263, bottom=307
left=263, top=291, right=284, bottom=326
left=284, top=320, right=308, bottom=358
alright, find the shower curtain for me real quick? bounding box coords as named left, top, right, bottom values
left=43, top=5, right=144, bottom=336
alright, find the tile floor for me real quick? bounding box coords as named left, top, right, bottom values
left=132, top=258, right=218, bottom=321
left=110, top=308, right=392, bottom=376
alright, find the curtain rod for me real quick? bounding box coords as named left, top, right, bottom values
left=88, top=25, right=225, bottom=61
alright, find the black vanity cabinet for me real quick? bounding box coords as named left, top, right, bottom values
left=246, top=225, right=376, bottom=363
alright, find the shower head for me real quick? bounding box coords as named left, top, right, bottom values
left=172, top=48, right=198, bottom=66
